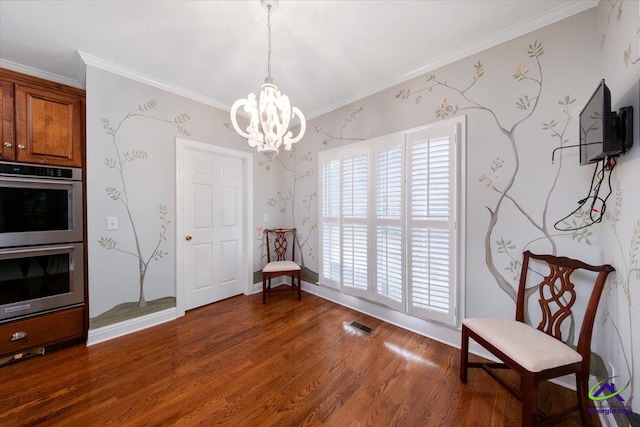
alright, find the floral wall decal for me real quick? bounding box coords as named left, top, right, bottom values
left=252, top=106, right=369, bottom=278
left=98, top=100, right=191, bottom=308
left=314, top=106, right=366, bottom=145
left=267, top=149, right=317, bottom=266
left=602, top=186, right=639, bottom=405
left=395, top=41, right=593, bottom=315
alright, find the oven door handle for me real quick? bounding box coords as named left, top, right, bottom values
left=0, top=245, right=76, bottom=256
left=0, top=175, right=79, bottom=185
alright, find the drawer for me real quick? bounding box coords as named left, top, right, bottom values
left=0, top=307, right=84, bottom=356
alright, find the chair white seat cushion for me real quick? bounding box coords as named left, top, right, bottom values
left=263, top=260, right=301, bottom=273
left=462, top=318, right=582, bottom=372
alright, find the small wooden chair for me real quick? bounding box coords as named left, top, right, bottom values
left=262, top=228, right=302, bottom=304
left=460, top=250, right=614, bottom=427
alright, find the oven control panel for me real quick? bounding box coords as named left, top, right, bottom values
left=0, top=161, right=80, bottom=180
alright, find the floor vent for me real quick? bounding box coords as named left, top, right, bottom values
left=350, top=321, right=373, bottom=334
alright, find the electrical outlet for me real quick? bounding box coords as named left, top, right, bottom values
left=107, top=217, right=118, bottom=230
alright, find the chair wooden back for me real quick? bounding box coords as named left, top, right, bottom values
left=264, top=228, right=297, bottom=263
left=515, top=251, right=614, bottom=359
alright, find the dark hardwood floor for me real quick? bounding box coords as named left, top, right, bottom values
left=0, top=292, right=590, bottom=426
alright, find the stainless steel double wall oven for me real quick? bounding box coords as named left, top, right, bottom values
left=0, top=161, right=84, bottom=321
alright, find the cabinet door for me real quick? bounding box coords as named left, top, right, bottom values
left=15, top=84, right=83, bottom=167
left=0, top=79, right=15, bottom=161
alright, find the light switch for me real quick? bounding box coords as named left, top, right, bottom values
left=107, top=217, right=118, bottom=230
left=263, top=214, right=269, bottom=222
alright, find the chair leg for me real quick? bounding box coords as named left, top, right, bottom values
left=262, top=275, right=267, bottom=305
left=460, top=325, right=469, bottom=383
left=522, top=373, right=538, bottom=427
left=576, top=371, right=593, bottom=427
left=297, top=271, right=301, bottom=300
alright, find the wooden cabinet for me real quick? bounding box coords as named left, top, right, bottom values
left=0, top=306, right=85, bottom=358
left=0, top=68, right=87, bottom=361
left=0, top=68, right=85, bottom=167
left=0, top=79, right=14, bottom=161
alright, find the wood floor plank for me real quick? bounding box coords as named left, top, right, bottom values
left=0, top=293, right=591, bottom=426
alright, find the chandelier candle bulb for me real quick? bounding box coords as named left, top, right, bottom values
left=230, top=0, right=306, bottom=160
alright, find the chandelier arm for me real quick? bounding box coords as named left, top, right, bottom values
left=283, top=107, right=306, bottom=147
left=230, top=99, right=253, bottom=139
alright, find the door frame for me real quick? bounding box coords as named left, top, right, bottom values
left=175, top=137, right=253, bottom=317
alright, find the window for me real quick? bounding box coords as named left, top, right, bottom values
left=318, top=117, right=464, bottom=326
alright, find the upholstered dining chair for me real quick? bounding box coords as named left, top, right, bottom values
left=460, top=250, right=614, bottom=427
left=262, top=228, right=302, bottom=304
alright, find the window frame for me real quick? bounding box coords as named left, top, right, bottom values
left=317, top=116, right=465, bottom=326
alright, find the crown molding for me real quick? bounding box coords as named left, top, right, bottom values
left=305, top=0, right=599, bottom=120
left=78, top=51, right=231, bottom=111
left=0, top=58, right=83, bottom=89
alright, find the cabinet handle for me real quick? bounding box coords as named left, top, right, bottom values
left=17, top=144, right=26, bottom=150
left=10, top=331, right=27, bottom=341
left=3, top=142, right=11, bottom=148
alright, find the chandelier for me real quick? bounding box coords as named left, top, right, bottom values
left=230, top=0, right=306, bottom=160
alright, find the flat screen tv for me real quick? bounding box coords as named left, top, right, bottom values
left=579, top=79, right=633, bottom=165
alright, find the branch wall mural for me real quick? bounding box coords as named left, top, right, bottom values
left=89, top=100, right=191, bottom=327
left=249, top=105, right=367, bottom=283
left=85, top=66, right=267, bottom=329
left=98, top=100, right=191, bottom=309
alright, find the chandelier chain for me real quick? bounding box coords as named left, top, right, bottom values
left=267, top=5, right=272, bottom=79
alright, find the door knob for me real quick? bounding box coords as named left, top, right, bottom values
left=185, top=235, right=192, bottom=241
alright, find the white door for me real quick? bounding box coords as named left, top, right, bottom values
left=181, top=145, right=246, bottom=311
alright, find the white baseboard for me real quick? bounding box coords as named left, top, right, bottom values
left=87, top=307, right=177, bottom=346
left=250, top=279, right=291, bottom=295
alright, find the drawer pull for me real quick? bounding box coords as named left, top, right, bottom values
left=10, top=331, right=27, bottom=341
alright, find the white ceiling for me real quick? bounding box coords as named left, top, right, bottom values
left=0, top=0, right=597, bottom=120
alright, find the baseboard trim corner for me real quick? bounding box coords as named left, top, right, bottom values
left=87, top=307, right=177, bottom=346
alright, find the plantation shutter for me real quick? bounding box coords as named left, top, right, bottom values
left=373, top=140, right=404, bottom=310
left=318, top=117, right=462, bottom=327
left=407, top=126, right=457, bottom=325
left=319, top=154, right=341, bottom=288
left=341, top=151, right=369, bottom=298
